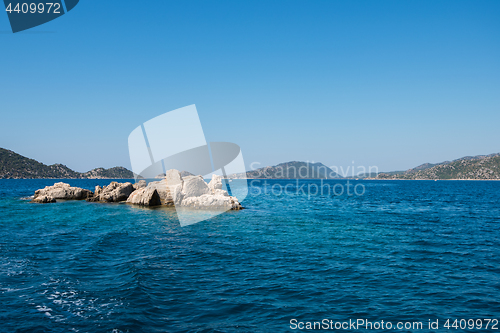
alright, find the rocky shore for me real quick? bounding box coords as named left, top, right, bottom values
left=31, top=170, right=243, bottom=210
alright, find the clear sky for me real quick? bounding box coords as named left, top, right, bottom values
left=1, top=0, right=499, bottom=173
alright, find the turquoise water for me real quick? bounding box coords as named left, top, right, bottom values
left=0, top=179, right=499, bottom=332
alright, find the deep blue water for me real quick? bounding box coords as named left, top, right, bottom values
left=0, top=179, right=499, bottom=332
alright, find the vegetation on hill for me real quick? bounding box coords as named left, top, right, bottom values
left=377, top=154, right=500, bottom=180
left=81, top=167, right=134, bottom=179
left=4, top=146, right=498, bottom=181
left=0, top=148, right=133, bottom=179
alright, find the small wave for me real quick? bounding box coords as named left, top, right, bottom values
left=36, top=305, right=53, bottom=313
left=20, top=196, right=34, bottom=200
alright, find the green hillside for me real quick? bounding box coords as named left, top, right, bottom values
left=377, top=154, right=500, bottom=180
left=0, top=148, right=133, bottom=179
left=81, top=167, right=134, bottom=179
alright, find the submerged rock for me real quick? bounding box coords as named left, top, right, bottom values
left=180, top=192, right=242, bottom=210
left=34, top=182, right=93, bottom=201
left=32, top=195, right=56, bottom=204
left=126, top=188, right=161, bottom=206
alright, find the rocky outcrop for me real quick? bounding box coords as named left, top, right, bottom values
left=145, top=169, right=184, bottom=205
left=31, top=170, right=243, bottom=210
left=175, top=174, right=242, bottom=210
left=126, top=188, right=161, bottom=206
left=34, top=182, right=93, bottom=201
left=88, top=182, right=134, bottom=202
left=146, top=180, right=174, bottom=203
left=32, top=195, right=56, bottom=203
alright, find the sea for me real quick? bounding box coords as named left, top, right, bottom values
left=0, top=179, right=499, bottom=332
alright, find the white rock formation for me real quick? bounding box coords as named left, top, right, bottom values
left=165, top=169, right=183, bottom=186
left=180, top=193, right=242, bottom=210
left=182, top=175, right=211, bottom=198
left=145, top=170, right=185, bottom=205
left=146, top=180, right=172, bottom=201
left=34, top=182, right=93, bottom=201
left=31, top=170, right=243, bottom=210
left=208, top=174, right=223, bottom=192
left=89, top=182, right=134, bottom=202
left=174, top=174, right=242, bottom=210
left=157, top=171, right=243, bottom=210
left=126, top=187, right=161, bottom=206
left=173, top=184, right=184, bottom=205
left=213, top=189, right=229, bottom=196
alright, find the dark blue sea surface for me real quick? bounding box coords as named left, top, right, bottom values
left=0, top=179, right=499, bottom=332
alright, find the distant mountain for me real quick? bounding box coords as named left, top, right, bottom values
left=404, top=162, right=450, bottom=174
left=376, top=153, right=500, bottom=180
left=80, top=167, right=134, bottom=179
left=228, top=161, right=339, bottom=179
left=0, top=148, right=133, bottom=179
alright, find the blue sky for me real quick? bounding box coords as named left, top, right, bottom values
left=1, top=0, right=499, bottom=172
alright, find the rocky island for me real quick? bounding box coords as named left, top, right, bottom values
left=32, top=170, right=243, bottom=210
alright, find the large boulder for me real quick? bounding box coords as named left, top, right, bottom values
left=126, top=188, right=161, bottom=206
left=88, top=182, right=134, bottom=202
left=182, top=175, right=211, bottom=198
left=146, top=170, right=194, bottom=205
left=34, top=182, right=93, bottom=200
left=145, top=169, right=184, bottom=205
left=147, top=180, right=174, bottom=202
left=170, top=172, right=243, bottom=210
left=32, top=195, right=56, bottom=204
left=147, top=169, right=210, bottom=206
